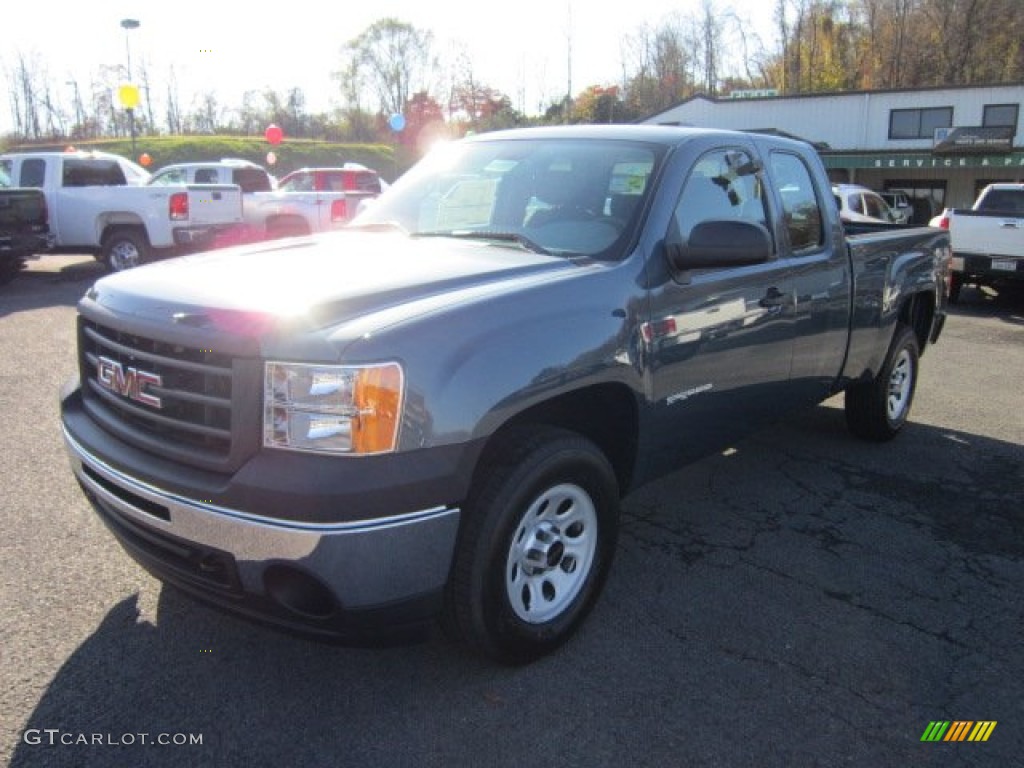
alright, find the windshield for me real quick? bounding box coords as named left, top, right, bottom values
left=351, top=137, right=662, bottom=259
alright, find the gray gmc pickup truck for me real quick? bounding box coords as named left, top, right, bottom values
left=60, top=126, right=950, bottom=663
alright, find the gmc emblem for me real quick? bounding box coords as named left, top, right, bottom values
left=96, top=356, right=163, bottom=409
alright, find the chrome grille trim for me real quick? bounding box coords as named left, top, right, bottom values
left=80, top=318, right=235, bottom=460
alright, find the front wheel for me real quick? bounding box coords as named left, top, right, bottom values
left=102, top=228, right=149, bottom=272
left=845, top=324, right=920, bottom=441
left=443, top=426, right=619, bottom=664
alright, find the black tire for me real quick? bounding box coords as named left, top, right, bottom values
left=845, top=324, right=920, bottom=441
left=443, top=426, right=620, bottom=664
left=102, top=228, right=149, bottom=272
left=948, top=272, right=963, bottom=304
left=0, top=257, right=26, bottom=285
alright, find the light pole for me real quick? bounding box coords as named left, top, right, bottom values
left=120, top=18, right=140, bottom=157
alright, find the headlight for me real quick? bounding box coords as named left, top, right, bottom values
left=264, top=362, right=404, bottom=455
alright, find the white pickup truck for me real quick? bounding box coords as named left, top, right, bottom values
left=147, top=159, right=377, bottom=241
left=0, top=150, right=245, bottom=271
left=933, top=183, right=1024, bottom=302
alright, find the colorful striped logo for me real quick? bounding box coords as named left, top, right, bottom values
left=921, top=721, right=997, bottom=742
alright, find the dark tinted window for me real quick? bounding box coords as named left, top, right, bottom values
left=864, top=193, right=887, bottom=219
left=983, top=103, right=1018, bottom=131
left=771, top=152, right=823, bottom=254
left=62, top=158, right=127, bottom=186
left=351, top=171, right=382, bottom=193
left=889, top=107, right=953, bottom=139
left=194, top=168, right=219, bottom=184
left=977, top=189, right=1024, bottom=213
left=20, top=158, right=46, bottom=187
left=233, top=168, right=272, bottom=193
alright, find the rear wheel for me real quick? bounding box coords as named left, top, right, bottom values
left=845, top=324, right=919, bottom=441
left=443, top=426, right=619, bottom=664
left=102, top=228, right=148, bottom=272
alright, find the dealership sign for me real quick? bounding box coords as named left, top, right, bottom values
left=933, top=125, right=1013, bottom=154
left=822, top=152, right=1024, bottom=170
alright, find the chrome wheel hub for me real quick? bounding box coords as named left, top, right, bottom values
left=887, top=349, right=913, bottom=421
left=505, top=483, right=598, bottom=624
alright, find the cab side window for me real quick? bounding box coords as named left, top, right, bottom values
left=864, top=193, right=886, bottom=220
left=674, top=148, right=768, bottom=244
left=20, top=158, right=46, bottom=187
left=194, top=168, right=220, bottom=184
left=770, top=152, right=824, bottom=254
left=149, top=168, right=186, bottom=186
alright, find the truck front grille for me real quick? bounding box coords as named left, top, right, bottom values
left=79, top=318, right=258, bottom=471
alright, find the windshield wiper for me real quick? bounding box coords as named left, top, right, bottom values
left=413, top=230, right=552, bottom=255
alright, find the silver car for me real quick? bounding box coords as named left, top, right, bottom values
left=832, top=183, right=898, bottom=224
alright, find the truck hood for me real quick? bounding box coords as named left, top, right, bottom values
left=86, top=231, right=578, bottom=337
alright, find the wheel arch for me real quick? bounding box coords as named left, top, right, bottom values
left=898, top=289, right=935, bottom=356
left=468, top=383, right=640, bottom=500
left=265, top=213, right=312, bottom=239
left=100, top=220, right=150, bottom=247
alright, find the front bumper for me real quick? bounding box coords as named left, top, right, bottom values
left=63, top=425, right=461, bottom=639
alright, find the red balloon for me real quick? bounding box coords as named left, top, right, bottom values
left=265, top=124, right=283, bottom=145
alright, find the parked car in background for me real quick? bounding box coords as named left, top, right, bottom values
left=931, top=182, right=1024, bottom=302
left=832, top=183, right=898, bottom=224
left=881, top=191, right=912, bottom=224
left=277, top=164, right=383, bottom=195
left=150, top=159, right=376, bottom=240
left=0, top=150, right=244, bottom=271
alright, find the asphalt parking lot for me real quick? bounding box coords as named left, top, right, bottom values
left=2, top=255, right=1021, bottom=767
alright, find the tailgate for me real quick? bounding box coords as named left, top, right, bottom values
left=186, top=184, right=243, bottom=226
left=950, top=212, right=1024, bottom=259
left=0, top=190, right=47, bottom=229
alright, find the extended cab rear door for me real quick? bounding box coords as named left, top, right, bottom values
left=766, top=149, right=851, bottom=400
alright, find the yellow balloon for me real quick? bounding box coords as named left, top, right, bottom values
left=118, top=84, right=140, bottom=110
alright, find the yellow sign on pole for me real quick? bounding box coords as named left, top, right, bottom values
left=118, top=84, right=140, bottom=110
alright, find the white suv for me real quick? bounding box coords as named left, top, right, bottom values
left=832, top=184, right=898, bottom=224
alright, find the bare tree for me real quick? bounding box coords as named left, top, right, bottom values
left=165, top=66, right=183, bottom=135
left=341, top=18, right=434, bottom=116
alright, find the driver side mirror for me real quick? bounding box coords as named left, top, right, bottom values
left=666, top=218, right=774, bottom=272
